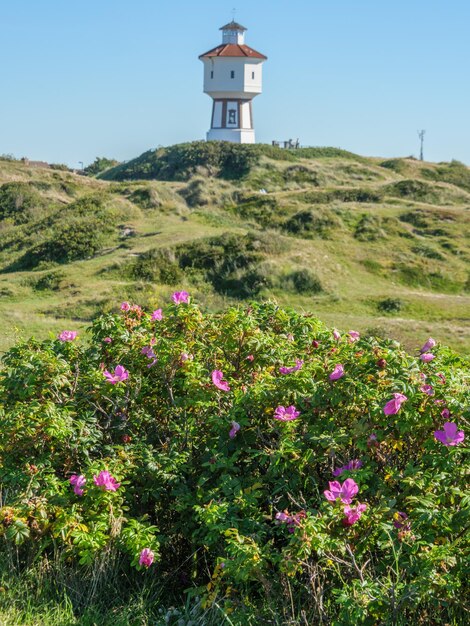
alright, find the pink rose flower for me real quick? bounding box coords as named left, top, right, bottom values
left=103, top=337, right=112, bottom=344
left=70, top=474, right=86, bottom=496
left=343, top=503, right=367, bottom=526
left=420, top=384, right=434, bottom=396
left=333, top=329, right=341, bottom=341
left=441, top=408, right=450, bottom=419
left=172, top=291, right=189, bottom=304
left=434, top=422, right=465, bottom=446
left=329, top=364, right=345, bottom=381
left=332, top=459, right=363, bottom=477
left=120, top=302, right=131, bottom=311
left=229, top=421, right=240, bottom=439
left=348, top=330, right=360, bottom=343
left=420, top=353, right=435, bottom=363
left=139, top=548, right=154, bottom=568
left=420, top=337, right=436, bottom=354
left=324, top=478, right=359, bottom=504
left=246, top=354, right=254, bottom=362
left=103, top=365, right=129, bottom=384
left=279, top=359, right=303, bottom=375
left=93, top=470, right=120, bottom=491
left=151, top=309, right=163, bottom=321
left=273, top=405, right=301, bottom=421
left=58, top=330, right=78, bottom=342
left=212, top=370, right=230, bottom=392
left=383, top=393, right=407, bottom=415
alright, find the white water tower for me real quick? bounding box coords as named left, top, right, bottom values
left=199, top=21, right=267, bottom=143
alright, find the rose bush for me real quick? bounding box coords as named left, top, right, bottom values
left=0, top=299, right=468, bottom=624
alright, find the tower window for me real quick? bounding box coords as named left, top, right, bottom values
left=230, top=70, right=235, bottom=79
left=252, top=72, right=255, bottom=79
left=210, top=71, right=214, bottom=79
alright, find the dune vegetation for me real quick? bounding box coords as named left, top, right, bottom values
left=0, top=143, right=469, bottom=357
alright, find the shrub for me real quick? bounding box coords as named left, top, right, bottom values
left=377, top=297, right=403, bottom=313
left=354, top=214, right=387, bottom=241
left=412, top=243, right=445, bottom=260
left=84, top=157, right=120, bottom=176
left=0, top=299, right=468, bottom=624
left=283, top=207, right=342, bottom=239
left=283, top=269, right=323, bottom=294
left=31, top=270, right=66, bottom=291
left=9, top=196, right=118, bottom=270
left=128, top=248, right=182, bottom=284
left=0, top=182, right=46, bottom=224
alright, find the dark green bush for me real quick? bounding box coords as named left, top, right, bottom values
left=377, top=297, right=403, bottom=313
left=32, top=270, right=66, bottom=291
left=412, top=244, right=445, bottom=260
left=9, top=196, right=117, bottom=270
left=421, top=159, right=470, bottom=192
left=283, top=269, right=323, bottom=294
left=283, top=207, right=342, bottom=239
left=354, top=214, right=387, bottom=241
left=0, top=182, right=46, bottom=224
left=129, top=248, right=182, bottom=284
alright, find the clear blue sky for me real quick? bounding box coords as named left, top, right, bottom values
left=1, top=0, right=469, bottom=167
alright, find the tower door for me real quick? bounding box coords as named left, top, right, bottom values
left=226, top=101, right=239, bottom=128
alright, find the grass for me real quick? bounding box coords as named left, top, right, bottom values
left=0, top=147, right=469, bottom=356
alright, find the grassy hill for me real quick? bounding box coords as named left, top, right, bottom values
left=0, top=144, right=469, bottom=353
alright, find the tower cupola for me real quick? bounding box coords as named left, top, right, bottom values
left=220, top=20, right=247, bottom=45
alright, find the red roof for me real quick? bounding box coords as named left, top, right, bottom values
left=199, top=44, right=267, bottom=60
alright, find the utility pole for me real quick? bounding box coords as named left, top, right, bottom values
left=417, top=130, right=425, bottom=161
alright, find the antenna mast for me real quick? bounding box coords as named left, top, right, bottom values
left=417, top=130, right=426, bottom=161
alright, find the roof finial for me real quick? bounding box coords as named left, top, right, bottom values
left=232, top=8, right=236, bottom=22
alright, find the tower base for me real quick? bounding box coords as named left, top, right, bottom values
left=207, top=128, right=255, bottom=144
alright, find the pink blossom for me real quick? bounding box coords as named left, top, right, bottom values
left=329, top=364, right=345, bottom=381
left=103, top=365, right=129, bottom=384
left=172, top=291, right=189, bottom=304
left=343, top=503, right=367, bottom=526
left=70, top=474, right=86, bottom=496
left=383, top=393, right=407, bottom=416
left=420, top=384, right=434, bottom=396
left=367, top=433, right=378, bottom=447
left=434, top=422, right=465, bottom=446
left=324, top=478, right=359, bottom=504
left=120, top=301, right=131, bottom=311
left=441, top=408, right=450, bottom=419
left=180, top=352, right=193, bottom=364
left=420, top=353, right=435, bottom=363
left=103, top=337, right=112, bottom=344
left=333, top=329, right=341, bottom=341
left=333, top=459, right=363, bottom=477
left=437, top=372, right=446, bottom=384
left=274, top=405, right=301, bottom=421
left=348, top=330, right=360, bottom=343
left=275, top=510, right=306, bottom=533
left=139, top=548, right=154, bottom=568
left=420, top=337, right=436, bottom=354
left=151, top=309, right=163, bottom=321
left=246, top=354, right=254, bottom=362
left=58, top=330, right=78, bottom=342
left=212, top=370, right=230, bottom=392
left=93, top=470, right=120, bottom=491
left=279, top=359, right=303, bottom=375
left=229, top=421, right=240, bottom=439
